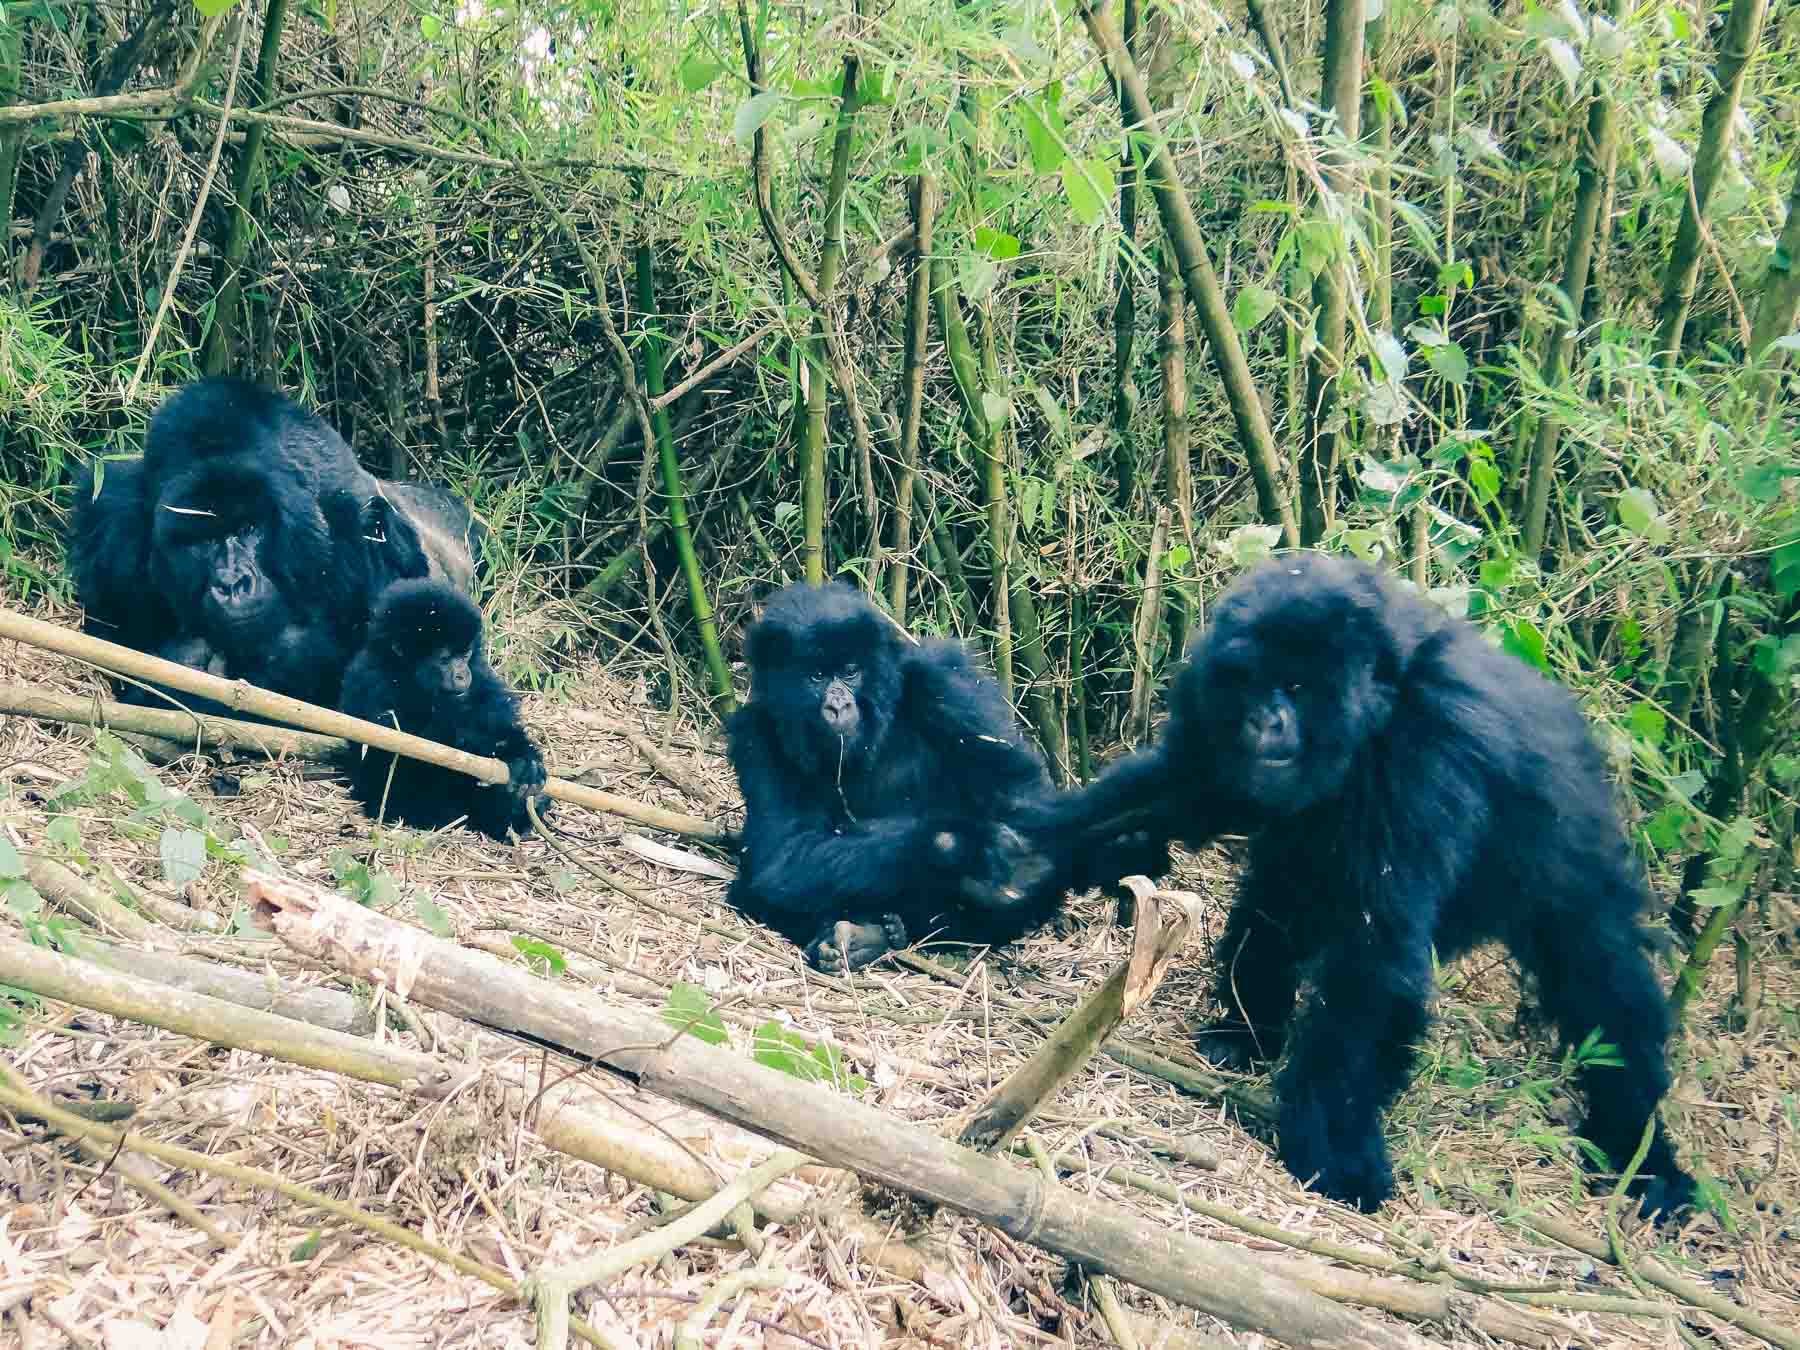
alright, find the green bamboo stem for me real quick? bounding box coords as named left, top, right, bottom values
left=200, top=0, right=290, bottom=374
left=1109, top=0, right=1143, bottom=508
left=1653, top=0, right=1768, bottom=361
left=633, top=239, right=735, bottom=713
left=1077, top=2, right=1298, bottom=547
left=1298, top=0, right=1366, bottom=546
left=1521, top=6, right=1620, bottom=560
left=889, top=175, right=935, bottom=622
left=1748, top=160, right=1800, bottom=397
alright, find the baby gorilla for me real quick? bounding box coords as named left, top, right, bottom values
left=338, top=580, right=547, bottom=840
left=728, top=581, right=1085, bottom=972
left=1036, top=553, right=1695, bottom=1217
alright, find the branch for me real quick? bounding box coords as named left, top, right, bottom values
left=245, top=869, right=1431, bottom=1350
left=0, top=607, right=726, bottom=843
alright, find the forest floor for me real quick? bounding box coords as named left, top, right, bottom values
left=0, top=596, right=1795, bottom=1350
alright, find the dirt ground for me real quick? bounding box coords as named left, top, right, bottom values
left=1, top=596, right=1795, bottom=1349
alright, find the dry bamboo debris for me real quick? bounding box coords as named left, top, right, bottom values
left=239, top=866, right=1432, bottom=1350
left=0, top=606, right=727, bottom=843
left=0, top=910, right=1777, bottom=1348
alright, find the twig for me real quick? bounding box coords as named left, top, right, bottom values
left=127, top=15, right=247, bottom=400
left=0, top=1064, right=620, bottom=1347
left=529, top=1151, right=809, bottom=1350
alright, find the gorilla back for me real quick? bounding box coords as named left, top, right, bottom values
left=69, top=378, right=483, bottom=705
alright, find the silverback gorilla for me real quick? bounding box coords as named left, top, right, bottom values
left=69, top=377, right=481, bottom=709
left=726, top=581, right=1158, bottom=971
left=1031, top=553, right=1695, bottom=1217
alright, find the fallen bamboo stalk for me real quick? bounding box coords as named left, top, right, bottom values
left=16, top=846, right=166, bottom=945
left=0, top=935, right=946, bottom=1295
left=0, top=682, right=349, bottom=759
left=0, top=607, right=727, bottom=843
left=70, top=935, right=376, bottom=1035
left=958, top=878, right=1195, bottom=1152
left=245, top=869, right=1429, bottom=1350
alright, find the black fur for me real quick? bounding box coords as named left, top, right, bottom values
left=1033, top=553, right=1695, bottom=1217
left=68, top=377, right=481, bottom=711
left=337, top=580, right=547, bottom=839
left=726, top=581, right=1153, bottom=972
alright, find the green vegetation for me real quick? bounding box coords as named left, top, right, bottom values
left=0, top=0, right=1793, bottom=1005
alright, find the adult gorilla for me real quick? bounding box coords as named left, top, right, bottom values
left=1029, top=553, right=1695, bottom=1218
left=69, top=377, right=481, bottom=708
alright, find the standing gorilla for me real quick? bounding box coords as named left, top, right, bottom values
left=1032, top=553, right=1695, bottom=1216
left=338, top=579, right=548, bottom=839
left=727, top=581, right=1154, bottom=972
left=69, top=377, right=481, bottom=708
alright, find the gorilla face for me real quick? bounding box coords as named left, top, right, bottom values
left=149, top=462, right=331, bottom=660
left=748, top=583, right=903, bottom=780
left=1185, top=554, right=1411, bottom=815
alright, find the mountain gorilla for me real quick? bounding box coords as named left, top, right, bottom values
left=69, top=377, right=481, bottom=710
left=338, top=579, right=548, bottom=840
left=1029, top=553, right=1695, bottom=1217
left=726, top=581, right=1158, bottom=972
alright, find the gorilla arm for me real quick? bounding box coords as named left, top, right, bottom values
left=727, top=705, right=1031, bottom=969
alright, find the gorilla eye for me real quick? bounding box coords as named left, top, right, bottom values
left=1287, top=682, right=1304, bottom=694
left=842, top=663, right=860, bottom=678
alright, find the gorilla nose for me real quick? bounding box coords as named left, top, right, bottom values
left=208, top=571, right=261, bottom=608
left=1248, top=702, right=1300, bottom=759
left=822, top=689, right=858, bottom=733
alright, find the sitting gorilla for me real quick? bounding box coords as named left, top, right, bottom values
left=1031, top=553, right=1695, bottom=1217
left=726, top=580, right=1156, bottom=972
left=338, top=579, right=548, bottom=839
left=68, top=377, right=480, bottom=710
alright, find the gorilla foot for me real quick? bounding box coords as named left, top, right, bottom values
left=1280, top=1131, right=1395, bottom=1213
left=808, top=914, right=908, bottom=972
left=1193, top=1018, right=1282, bottom=1073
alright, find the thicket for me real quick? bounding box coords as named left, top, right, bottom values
left=0, top=0, right=1795, bottom=983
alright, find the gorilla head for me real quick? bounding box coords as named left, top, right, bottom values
left=744, top=580, right=905, bottom=780
left=1178, top=553, right=1426, bottom=814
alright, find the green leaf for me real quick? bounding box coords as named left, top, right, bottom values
left=1626, top=703, right=1666, bottom=746
left=662, top=982, right=730, bottom=1045
left=3, top=879, right=43, bottom=921
left=678, top=53, right=724, bottom=92
left=1685, top=885, right=1740, bottom=911
left=46, top=816, right=82, bottom=852
left=193, top=0, right=242, bottom=15
left=1369, top=330, right=1409, bottom=381
left=733, top=91, right=782, bottom=147
left=1502, top=620, right=1549, bottom=672
left=1645, top=803, right=1690, bottom=851
left=1218, top=524, right=1282, bottom=568
left=973, top=227, right=1021, bottom=261
left=1018, top=92, right=1067, bottom=174
left=159, top=826, right=207, bottom=887
left=1716, top=816, right=1756, bottom=861
left=0, top=839, right=21, bottom=880
left=414, top=893, right=454, bottom=939
left=1616, top=487, right=1669, bottom=544
left=1468, top=457, right=1500, bottom=503
left=289, top=1230, right=324, bottom=1262
left=1750, top=635, right=1800, bottom=679
left=1478, top=554, right=1516, bottom=592
left=1232, top=284, right=1278, bottom=331
left=980, top=390, right=1011, bottom=429
left=1770, top=538, right=1800, bottom=600
left=1768, top=753, right=1799, bottom=784
left=1425, top=341, right=1470, bottom=385
left=1060, top=158, right=1112, bottom=227
left=511, top=935, right=568, bottom=978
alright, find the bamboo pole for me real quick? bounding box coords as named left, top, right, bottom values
left=0, top=607, right=726, bottom=842
left=1076, top=2, right=1298, bottom=547
left=245, top=868, right=1428, bottom=1350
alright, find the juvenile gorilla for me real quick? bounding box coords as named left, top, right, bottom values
left=69, top=377, right=480, bottom=708
left=338, top=580, right=548, bottom=840
left=727, top=582, right=1145, bottom=972
left=1035, top=554, right=1694, bottom=1216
